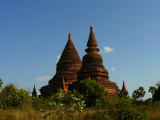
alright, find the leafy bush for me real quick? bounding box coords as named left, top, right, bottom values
left=0, top=84, right=29, bottom=109
left=48, top=89, right=86, bottom=111
left=108, top=97, right=149, bottom=120
left=68, top=89, right=86, bottom=111
left=48, top=89, right=66, bottom=110
left=69, top=79, right=108, bottom=107
left=32, top=96, right=48, bottom=112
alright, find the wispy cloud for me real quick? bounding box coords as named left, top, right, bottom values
left=111, top=67, right=115, bottom=71
left=57, top=55, right=61, bottom=62
left=104, top=46, right=114, bottom=53
left=36, top=76, right=52, bottom=82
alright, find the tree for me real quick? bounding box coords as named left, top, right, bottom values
left=148, top=86, right=156, bottom=96
left=153, top=82, right=160, bottom=101
left=132, top=90, right=140, bottom=100
left=69, top=79, right=108, bottom=107
left=0, top=83, right=29, bottom=109
left=156, top=81, right=160, bottom=87
left=116, top=88, right=122, bottom=97
left=132, top=87, right=146, bottom=101
left=0, top=79, right=3, bottom=90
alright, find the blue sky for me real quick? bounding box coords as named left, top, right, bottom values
left=0, top=0, right=160, bottom=99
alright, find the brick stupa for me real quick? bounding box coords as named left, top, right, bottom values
left=77, top=26, right=118, bottom=98
left=40, top=33, right=82, bottom=97
left=121, top=81, right=128, bottom=97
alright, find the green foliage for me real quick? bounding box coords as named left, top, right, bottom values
left=49, top=88, right=66, bottom=110
left=0, top=83, right=29, bottom=109
left=32, top=97, right=48, bottom=112
left=32, top=88, right=86, bottom=115
left=108, top=97, right=149, bottom=120
left=144, top=98, right=153, bottom=104
left=116, top=88, right=122, bottom=96
left=68, top=89, right=86, bottom=111
left=153, top=87, right=160, bottom=101
left=116, top=88, right=128, bottom=98
left=132, top=86, right=146, bottom=101
left=32, top=89, right=66, bottom=112
left=41, top=89, right=86, bottom=119
left=5, top=89, right=28, bottom=107
left=149, top=86, right=156, bottom=96
left=70, top=79, right=108, bottom=107
left=0, top=79, right=3, bottom=90
left=48, top=89, right=86, bottom=111
left=152, top=82, right=160, bottom=101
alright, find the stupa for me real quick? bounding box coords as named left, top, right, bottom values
left=77, top=26, right=118, bottom=98
left=32, top=85, right=37, bottom=97
left=121, top=81, right=128, bottom=97
left=40, top=33, right=82, bottom=97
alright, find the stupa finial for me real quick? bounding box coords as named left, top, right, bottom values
left=90, top=25, right=94, bottom=31
left=85, top=26, right=99, bottom=53
left=68, top=33, right=72, bottom=41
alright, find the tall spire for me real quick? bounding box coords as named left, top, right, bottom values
left=87, top=25, right=97, bottom=47
left=68, top=33, right=72, bottom=41
left=121, top=81, right=128, bottom=97
left=32, top=85, right=37, bottom=97
left=85, top=26, right=100, bottom=54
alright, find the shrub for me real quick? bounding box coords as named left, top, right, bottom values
left=69, top=79, right=108, bottom=107
left=68, top=89, right=86, bottom=111
left=108, top=97, right=149, bottom=120
left=0, top=84, right=29, bottom=109
left=32, top=96, right=48, bottom=112
left=48, top=88, right=66, bottom=110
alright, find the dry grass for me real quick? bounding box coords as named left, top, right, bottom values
left=1, top=104, right=160, bottom=120
left=148, top=108, right=160, bottom=118
left=0, top=106, right=105, bottom=120
left=0, top=104, right=43, bottom=120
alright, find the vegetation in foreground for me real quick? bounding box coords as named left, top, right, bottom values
left=0, top=79, right=160, bottom=120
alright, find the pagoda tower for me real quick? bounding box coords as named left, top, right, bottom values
left=78, top=26, right=118, bottom=98
left=121, top=81, right=128, bottom=97
left=40, top=33, right=82, bottom=97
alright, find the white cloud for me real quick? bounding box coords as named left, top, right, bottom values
left=104, top=46, right=114, bottom=53
left=37, top=92, right=41, bottom=95
left=111, top=67, right=115, bottom=71
left=57, top=55, right=61, bottom=62
left=36, top=76, right=52, bottom=82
